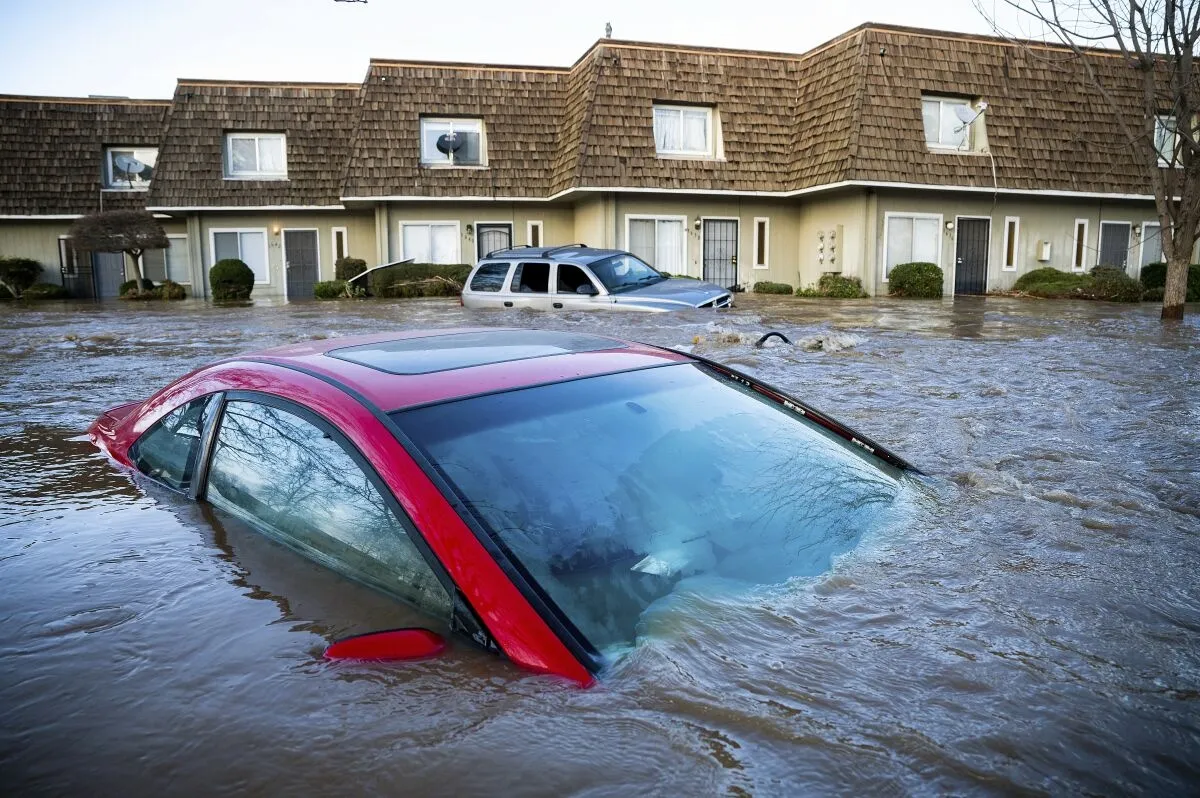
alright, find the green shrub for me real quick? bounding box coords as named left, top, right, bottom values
left=753, top=281, right=793, bottom=294
left=819, top=274, right=867, bottom=298
left=314, top=280, right=348, bottom=300
left=1143, top=286, right=1165, bottom=302
left=0, top=257, right=44, bottom=298
left=368, top=263, right=471, bottom=298
left=1139, top=261, right=1200, bottom=301
left=119, top=278, right=156, bottom=296
left=887, top=262, right=943, bottom=298
left=1088, top=266, right=1143, bottom=303
left=210, top=258, right=255, bottom=301
left=23, top=282, right=67, bottom=300
left=335, top=257, right=368, bottom=282
left=156, top=280, right=186, bottom=300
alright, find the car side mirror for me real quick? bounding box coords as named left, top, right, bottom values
left=324, top=627, right=447, bottom=662
left=576, top=284, right=599, bottom=296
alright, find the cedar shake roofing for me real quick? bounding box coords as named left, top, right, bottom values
left=146, top=81, right=360, bottom=208
left=0, top=95, right=168, bottom=216
left=347, top=25, right=1174, bottom=200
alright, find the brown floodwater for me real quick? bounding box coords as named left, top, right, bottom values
left=1, top=295, right=1198, bottom=795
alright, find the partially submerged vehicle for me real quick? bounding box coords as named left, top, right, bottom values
left=89, top=329, right=917, bottom=685
left=461, top=246, right=734, bottom=312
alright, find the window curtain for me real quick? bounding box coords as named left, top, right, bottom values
left=681, top=110, right=708, bottom=153
left=1141, top=224, right=1162, bottom=266
left=629, top=219, right=656, bottom=265
left=655, top=219, right=684, bottom=273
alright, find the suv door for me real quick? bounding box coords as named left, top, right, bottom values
left=464, top=261, right=513, bottom=309
left=552, top=263, right=611, bottom=310
left=505, top=262, right=553, bottom=310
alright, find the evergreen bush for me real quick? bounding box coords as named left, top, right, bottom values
left=887, top=262, right=943, bottom=298
left=753, top=281, right=793, bottom=294
left=119, top=278, right=156, bottom=296
left=0, top=257, right=43, bottom=298
left=209, top=259, right=255, bottom=301
left=368, top=263, right=471, bottom=298
left=156, top=280, right=186, bottom=300
left=335, top=257, right=368, bottom=282
left=22, top=282, right=67, bottom=299
left=314, top=280, right=348, bottom=299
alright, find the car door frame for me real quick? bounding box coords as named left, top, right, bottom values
left=503, top=260, right=555, bottom=310
left=550, top=262, right=612, bottom=310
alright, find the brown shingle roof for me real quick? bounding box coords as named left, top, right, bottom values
left=0, top=95, right=168, bottom=215
left=146, top=80, right=360, bottom=208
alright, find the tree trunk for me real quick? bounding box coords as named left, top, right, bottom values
left=1162, top=254, right=1189, bottom=320
left=131, top=250, right=147, bottom=296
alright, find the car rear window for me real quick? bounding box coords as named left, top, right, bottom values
left=469, top=262, right=509, bottom=292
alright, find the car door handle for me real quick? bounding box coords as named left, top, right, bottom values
left=503, top=301, right=513, bottom=307
left=553, top=302, right=563, bottom=309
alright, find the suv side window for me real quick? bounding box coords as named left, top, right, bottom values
left=130, top=394, right=219, bottom=492
left=556, top=264, right=596, bottom=294
left=511, top=262, right=550, bottom=294
left=469, top=262, right=510, bottom=292
left=205, top=399, right=453, bottom=620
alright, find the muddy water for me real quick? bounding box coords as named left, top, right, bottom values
left=1, top=296, right=1197, bottom=795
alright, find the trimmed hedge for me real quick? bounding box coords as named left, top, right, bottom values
left=368, top=262, right=471, bottom=298
left=797, top=274, right=868, bottom=298
left=1012, top=266, right=1140, bottom=302
left=23, top=282, right=67, bottom=300
left=888, top=262, right=943, bottom=298
left=119, top=278, right=156, bottom=296
left=1139, top=262, right=1200, bottom=301
left=0, top=257, right=43, bottom=298
left=753, top=281, right=793, bottom=294
left=210, top=258, right=255, bottom=301
left=157, top=280, right=186, bottom=300
left=335, top=257, right=367, bottom=282
left=314, top=280, right=348, bottom=300
left=1088, top=266, right=1143, bottom=302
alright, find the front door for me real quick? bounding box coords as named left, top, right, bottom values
left=1098, top=223, right=1131, bottom=270
left=954, top=218, right=990, bottom=295
left=702, top=219, right=739, bottom=288
left=284, top=230, right=319, bottom=301
left=92, top=252, right=126, bottom=298
left=477, top=224, right=513, bottom=259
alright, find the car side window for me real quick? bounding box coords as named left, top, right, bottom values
left=205, top=400, right=453, bottom=620
left=470, top=262, right=509, bottom=292
left=511, top=262, right=550, bottom=294
left=130, top=394, right=218, bottom=492
left=556, top=264, right=595, bottom=294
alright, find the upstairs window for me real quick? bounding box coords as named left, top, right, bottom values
left=921, top=96, right=983, bottom=150
left=225, top=133, right=287, bottom=179
left=420, top=118, right=485, bottom=166
left=104, top=146, right=157, bottom=189
left=1155, top=115, right=1179, bottom=167
left=653, top=104, right=715, bottom=158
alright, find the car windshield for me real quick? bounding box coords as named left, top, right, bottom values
left=588, top=254, right=666, bottom=293
left=391, top=363, right=904, bottom=654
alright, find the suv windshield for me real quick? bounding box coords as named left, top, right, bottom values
left=392, top=363, right=904, bottom=654
left=588, top=254, right=666, bottom=293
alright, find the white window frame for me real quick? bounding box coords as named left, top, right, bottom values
left=1002, top=216, right=1020, bottom=272
left=58, top=235, right=76, bottom=276
left=527, top=220, right=544, bottom=248
left=921, top=95, right=977, bottom=150
left=1098, top=220, right=1133, bottom=270
left=624, top=214, right=689, bottom=275
left=1155, top=115, right=1179, bottom=168
left=419, top=118, right=486, bottom=167
left=166, top=233, right=191, bottom=285
left=398, top=220, right=462, bottom=264
left=881, top=212, right=943, bottom=283
left=209, top=227, right=271, bottom=285
left=331, top=226, right=349, bottom=264
left=224, top=133, right=288, bottom=179
left=1071, top=218, right=1090, bottom=272
left=752, top=217, right=770, bottom=270
left=652, top=104, right=716, bottom=159
left=103, top=145, right=157, bottom=190
left=1139, top=221, right=1163, bottom=268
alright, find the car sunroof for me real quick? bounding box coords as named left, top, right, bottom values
left=326, top=330, right=627, bottom=375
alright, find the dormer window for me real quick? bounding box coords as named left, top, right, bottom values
left=921, top=96, right=985, bottom=151
left=104, top=146, right=157, bottom=190
left=225, top=132, right=287, bottom=179
left=420, top=118, right=485, bottom=166
left=653, top=104, right=717, bottom=158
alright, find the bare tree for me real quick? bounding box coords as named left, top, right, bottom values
left=68, top=210, right=169, bottom=296
left=977, top=0, right=1200, bottom=320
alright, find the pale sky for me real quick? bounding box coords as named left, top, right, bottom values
left=0, top=0, right=1030, bottom=99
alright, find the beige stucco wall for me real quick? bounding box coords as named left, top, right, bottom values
left=383, top=203, right=576, bottom=265
left=794, top=189, right=869, bottom=292
left=183, top=212, right=374, bottom=298
left=872, top=190, right=1161, bottom=295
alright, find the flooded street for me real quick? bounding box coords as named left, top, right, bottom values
left=2, top=295, right=1198, bottom=795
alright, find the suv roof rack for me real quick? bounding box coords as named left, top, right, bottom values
left=484, top=244, right=534, bottom=258
left=483, top=243, right=591, bottom=259
left=540, top=244, right=589, bottom=258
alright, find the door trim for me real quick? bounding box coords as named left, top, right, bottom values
left=281, top=227, right=321, bottom=300
left=952, top=215, right=991, bottom=296
left=700, top=216, right=741, bottom=287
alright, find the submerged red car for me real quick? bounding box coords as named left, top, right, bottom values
left=89, top=328, right=917, bottom=686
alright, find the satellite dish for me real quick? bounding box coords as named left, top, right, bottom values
left=113, top=153, right=149, bottom=174
left=953, top=105, right=978, bottom=125
left=436, top=133, right=463, bottom=154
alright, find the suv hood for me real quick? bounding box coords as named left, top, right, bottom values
left=613, top=278, right=732, bottom=308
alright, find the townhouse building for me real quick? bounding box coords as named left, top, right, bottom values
left=0, top=24, right=1176, bottom=300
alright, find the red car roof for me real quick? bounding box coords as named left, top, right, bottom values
left=236, top=328, right=691, bottom=412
